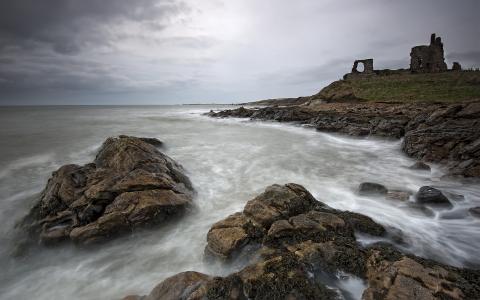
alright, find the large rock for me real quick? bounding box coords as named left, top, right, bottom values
left=20, top=136, right=194, bottom=246
left=403, top=103, right=480, bottom=177
left=415, top=186, right=452, bottom=207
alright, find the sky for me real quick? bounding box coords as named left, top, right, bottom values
left=0, top=0, right=479, bottom=105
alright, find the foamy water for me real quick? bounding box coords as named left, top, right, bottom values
left=0, top=105, right=479, bottom=300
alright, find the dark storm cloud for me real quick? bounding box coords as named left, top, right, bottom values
left=0, top=0, right=188, bottom=54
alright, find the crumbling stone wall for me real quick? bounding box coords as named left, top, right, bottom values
left=352, top=59, right=374, bottom=74
left=410, top=33, right=448, bottom=73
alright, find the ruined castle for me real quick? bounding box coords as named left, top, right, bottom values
left=345, top=33, right=462, bottom=78
left=410, top=33, right=448, bottom=73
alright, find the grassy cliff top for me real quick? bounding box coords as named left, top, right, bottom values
left=315, top=71, right=480, bottom=103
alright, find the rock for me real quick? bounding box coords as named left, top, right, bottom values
left=19, top=136, right=193, bottom=246
left=125, top=184, right=480, bottom=300
left=386, top=190, right=411, bottom=201
left=204, top=253, right=337, bottom=300
left=118, top=135, right=163, bottom=147
left=363, top=245, right=478, bottom=300
left=403, top=103, right=480, bottom=177
left=207, top=106, right=254, bottom=118
left=469, top=207, right=480, bottom=218
left=358, top=182, right=388, bottom=196
left=123, top=271, right=211, bottom=300
left=415, top=186, right=452, bottom=207
left=408, top=161, right=431, bottom=171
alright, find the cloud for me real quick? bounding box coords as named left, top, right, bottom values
left=0, top=0, right=189, bottom=55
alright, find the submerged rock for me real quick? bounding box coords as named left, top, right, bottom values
left=386, top=190, right=412, bottom=201
left=358, top=182, right=388, bottom=196
left=19, top=136, right=193, bottom=246
left=416, top=186, right=452, bottom=207
left=126, top=184, right=480, bottom=300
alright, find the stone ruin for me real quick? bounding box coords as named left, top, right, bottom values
left=351, top=59, right=374, bottom=74
left=345, top=33, right=463, bottom=78
left=410, top=33, right=448, bottom=73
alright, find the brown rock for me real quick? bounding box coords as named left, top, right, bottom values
left=363, top=249, right=465, bottom=300
left=19, top=136, right=193, bottom=246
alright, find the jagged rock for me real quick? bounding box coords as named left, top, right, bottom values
left=408, top=161, right=431, bottom=171
left=19, top=136, right=193, bottom=246
left=205, top=183, right=382, bottom=279
left=416, top=186, right=452, bottom=207
left=358, top=182, right=388, bottom=196
left=403, top=103, right=480, bottom=177
left=363, top=244, right=480, bottom=300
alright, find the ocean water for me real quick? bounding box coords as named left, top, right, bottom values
left=0, top=105, right=479, bottom=300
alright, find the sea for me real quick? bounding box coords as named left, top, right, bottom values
left=0, top=105, right=479, bottom=299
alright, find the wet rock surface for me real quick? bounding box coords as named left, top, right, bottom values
left=19, top=136, right=193, bottom=246
left=358, top=182, right=388, bottom=196
left=208, top=101, right=480, bottom=177
left=416, top=186, right=452, bottom=207
left=126, top=184, right=480, bottom=300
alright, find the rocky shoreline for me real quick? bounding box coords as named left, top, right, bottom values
left=124, top=184, right=480, bottom=300
left=207, top=101, right=480, bottom=178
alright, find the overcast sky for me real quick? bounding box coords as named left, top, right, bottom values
left=0, top=0, right=479, bottom=105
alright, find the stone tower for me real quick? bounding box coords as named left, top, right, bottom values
left=410, top=33, right=448, bottom=73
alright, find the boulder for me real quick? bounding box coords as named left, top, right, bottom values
left=358, top=182, right=388, bottom=196
left=20, top=136, right=193, bottom=246
left=415, top=186, right=452, bottom=207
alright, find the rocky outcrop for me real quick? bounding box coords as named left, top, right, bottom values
left=126, top=184, right=480, bottom=300
left=403, top=102, right=480, bottom=177
left=208, top=101, right=480, bottom=177
left=20, top=136, right=193, bottom=246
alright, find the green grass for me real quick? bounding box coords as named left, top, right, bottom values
left=347, top=72, right=480, bottom=102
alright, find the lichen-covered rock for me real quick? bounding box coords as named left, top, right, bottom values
left=20, top=136, right=193, bottom=246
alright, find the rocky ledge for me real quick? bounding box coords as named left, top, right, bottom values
left=208, top=101, right=480, bottom=177
left=19, top=135, right=193, bottom=246
left=124, top=184, right=480, bottom=300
